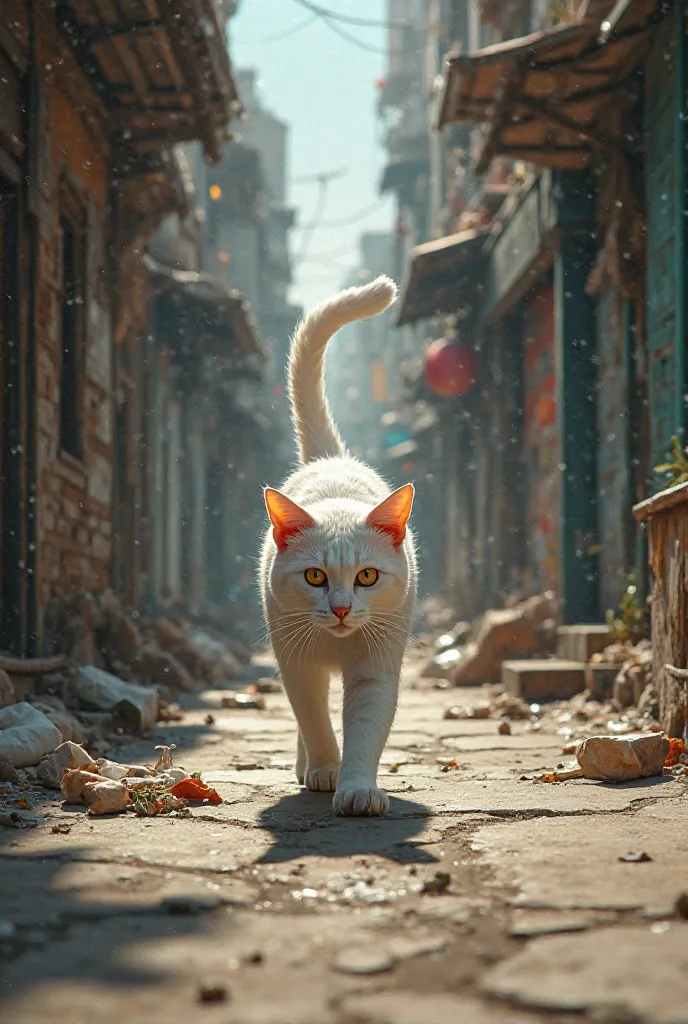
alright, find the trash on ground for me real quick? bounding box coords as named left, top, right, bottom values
left=498, top=719, right=512, bottom=735
left=54, top=746, right=223, bottom=817
left=70, top=665, right=158, bottom=733
left=36, top=741, right=96, bottom=789
left=61, top=768, right=104, bottom=803
left=618, top=850, right=653, bottom=863
left=169, top=777, right=222, bottom=804
left=198, top=983, right=230, bottom=1004
left=154, top=744, right=176, bottom=771
left=576, top=733, right=670, bottom=782
left=84, top=779, right=132, bottom=816
left=421, top=871, right=451, bottom=894
left=533, top=766, right=584, bottom=783
left=31, top=695, right=84, bottom=744
left=0, top=702, right=63, bottom=768
left=665, top=737, right=686, bottom=767
left=221, top=693, right=266, bottom=710
left=438, top=757, right=458, bottom=773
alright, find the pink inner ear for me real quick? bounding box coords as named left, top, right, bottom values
left=264, top=488, right=315, bottom=553
left=366, top=484, right=414, bottom=548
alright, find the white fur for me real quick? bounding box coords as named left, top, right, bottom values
left=260, top=276, right=417, bottom=816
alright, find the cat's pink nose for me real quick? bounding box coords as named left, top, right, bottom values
left=331, top=606, right=351, bottom=621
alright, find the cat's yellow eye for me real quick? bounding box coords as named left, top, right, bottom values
left=304, top=567, right=327, bottom=587
left=356, top=568, right=379, bottom=587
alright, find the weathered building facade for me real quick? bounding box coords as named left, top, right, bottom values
left=390, top=0, right=673, bottom=627
left=0, top=0, right=241, bottom=655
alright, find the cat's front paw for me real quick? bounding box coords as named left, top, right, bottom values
left=305, top=764, right=340, bottom=792
left=333, top=783, right=389, bottom=817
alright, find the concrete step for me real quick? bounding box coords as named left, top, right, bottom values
left=556, top=624, right=610, bottom=663
left=502, top=659, right=587, bottom=703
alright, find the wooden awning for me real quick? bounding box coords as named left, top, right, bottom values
left=439, top=0, right=665, bottom=173
left=396, top=230, right=488, bottom=327
left=58, top=0, right=240, bottom=162
left=146, top=257, right=265, bottom=367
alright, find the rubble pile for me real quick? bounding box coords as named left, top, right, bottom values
left=422, top=592, right=559, bottom=685
left=0, top=588, right=254, bottom=771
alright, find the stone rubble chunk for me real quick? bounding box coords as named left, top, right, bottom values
left=70, top=665, right=158, bottom=732
left=36, top=740, right=95, bottom=789
left=0, top=702, right=62, bottom=767
left=576, top=732, right=669, bottom=782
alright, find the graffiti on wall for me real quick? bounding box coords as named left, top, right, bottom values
left=523, top=283, right=560, bottom=594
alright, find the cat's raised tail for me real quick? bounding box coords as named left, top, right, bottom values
left=287, top=275, right=397, bottom=464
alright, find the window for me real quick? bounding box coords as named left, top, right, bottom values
left=58, top=193, right=85, bottom=459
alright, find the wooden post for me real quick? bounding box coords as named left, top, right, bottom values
left=634, top=483, right=688, bottom=736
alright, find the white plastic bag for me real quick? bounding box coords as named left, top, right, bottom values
left=0, top=703, right=62, bottom=767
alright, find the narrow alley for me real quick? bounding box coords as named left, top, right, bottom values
left=2, top=615, right=687, bottom=1024
left=2, top=0, right=688, bottom=1021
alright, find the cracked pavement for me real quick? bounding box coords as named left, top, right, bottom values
left=2, top=648, right=688, bottom=1024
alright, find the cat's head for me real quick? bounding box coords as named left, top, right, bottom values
left=264, top=484, right=414, bottom=639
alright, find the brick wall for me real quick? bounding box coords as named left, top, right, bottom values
left=34, top=23, right=115, bottom=627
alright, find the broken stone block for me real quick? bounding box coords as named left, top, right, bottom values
left=36, top=740, right=95, bottom=789
left=502, top=660, right=586, bottom=703
left=556, top=624, right=611, bottom=663
left=131, top=645, right=193, bottom=692
left=31, top=695, right=84, bottom=744
left=451, top=592, right=559, bottom=686
left=99, top=609, right=142, bottom=667
left=576, top=733, right=669, bottom=782
left=70, top=665, right=158, bottom=732
left=0, top=702, right=62, bottom=767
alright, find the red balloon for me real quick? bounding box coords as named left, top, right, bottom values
left=424, top=339, right=476, bottom=398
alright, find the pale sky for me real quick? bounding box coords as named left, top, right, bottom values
left=228, top=0, right=395, bottom=313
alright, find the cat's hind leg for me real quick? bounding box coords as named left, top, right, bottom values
left=280, top=664, right=340, bottom=792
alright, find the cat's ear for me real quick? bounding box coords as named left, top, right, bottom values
left=264, top=487, right=315, bottom=553
left=366, top=483, right=414, bottom=548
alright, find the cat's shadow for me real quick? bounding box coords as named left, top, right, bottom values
left=256, top=790, right=438, bottom=864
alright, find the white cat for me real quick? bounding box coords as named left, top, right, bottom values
left=259, top=276, right=417, bottom=817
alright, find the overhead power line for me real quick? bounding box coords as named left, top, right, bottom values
left=239, top=14, right=318, bottom=44
left=298, top=201, right=382, bottom=230
left=287, top=0, right=408, bottom=30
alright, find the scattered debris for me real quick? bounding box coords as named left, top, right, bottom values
left=157, top=702, right=184, bottom=723
left=421, top=872, right=451, bottom=895
left=54, top=746, right=223, bottom=817
left=533, top=766, right=584, bottom=783
left=675, top=893, right=688, bottom=920
left=70, top=665, right=158, bottom=733
left=36, top=741, right=96, bottom=789
left=665, top=737, right=685, bottom=766
left=498, top=719, right=512, bottom=736
left=204, top=714, right=216, bottom=725
left=31, top=695, right=84, bottom=744
left=221, top=693, right=266, bottom=710
left=0, top=703, right=63, bottom=767
left=576, top=733, right=670, bottom=782
left=198, top=983, right=230, bottom=1004
left=169, top=777, right=222, bottom=804
left=438, top=757, right=458, bottom=773
left=450, top=592, right=558, bottom=687
left=388, top=763, right=400, bottom=773
left=85, top=779, right=133, bottom=816
left=618, top=851, right=653, bottom=863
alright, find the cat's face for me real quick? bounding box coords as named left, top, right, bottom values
left=265, top=485, right=414, bottom=640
